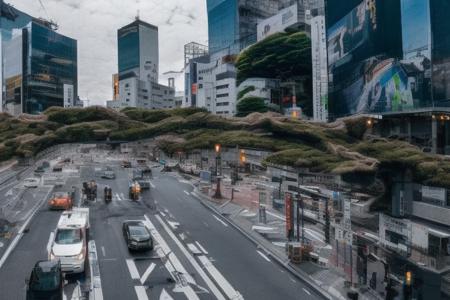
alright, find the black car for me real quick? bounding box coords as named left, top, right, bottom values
left=122, top=221, right=153, bottom=251
left=26, top=260, right=63, bottom=300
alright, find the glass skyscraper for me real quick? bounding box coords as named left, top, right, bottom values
left=117, top=19, right=159, bottom=83
left=0, top=3, right=77, bottom=115
left=206, top=0, right=279, bottom=55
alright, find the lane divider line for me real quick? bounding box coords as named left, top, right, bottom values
left=134, top=286, right=149, bottom=300
left=153, top=215, right=226, bottom=300
left=256, top=250, right=271, bottom=262
left=195, top=241, right=209, bottom=255
left=183, top=190, right=190, bottom=196
left=140, top=262, right=156, bottom=285
left=197, top=255, right=243, bottom=300
left=303, top=288, right=311, bottom=296
left=126, top=259, right=140, bottom=280
left=212, top=215, right=228, bottom=227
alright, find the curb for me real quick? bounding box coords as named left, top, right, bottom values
left=191, top=189, right=332, bottom=300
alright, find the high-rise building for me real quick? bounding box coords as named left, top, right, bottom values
left=118, top=19, right=158, bottom=83
left=112, top=18, right=174, bottom=110
left=0, top=2, right=77, bottom=115
left=206, top=0, right=279, bottom=55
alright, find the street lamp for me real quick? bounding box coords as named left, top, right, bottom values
left=213, top=144, right=222, bottom=198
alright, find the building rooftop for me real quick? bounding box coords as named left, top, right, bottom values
left=119, top=17, right=158, bottom=32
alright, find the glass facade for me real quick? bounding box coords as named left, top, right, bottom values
left=327, top=0, right=450, bottom=119
left=118, top=24, right=140, bottom=75
left=22, top=22, right=77, bottom=114
left=430, top=0, right=450, bottom=107
left=207, top=0, right=238, bottom=54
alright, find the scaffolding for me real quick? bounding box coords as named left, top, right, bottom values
left=184, top=42, right=208, bottom=66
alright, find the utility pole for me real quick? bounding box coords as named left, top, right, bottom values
left=325, top=198, right=330, bottom=244
left=213, top=144, right=222, bottom=199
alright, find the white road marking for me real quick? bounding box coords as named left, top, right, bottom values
left=179, top=233, right=186, bottom=240
left=150, top=182, right=155, bottom=189
left=126, top=259, right=140, bottom=280
left=140, top=262, right=156, bottom=285
left=272, top=242, right=286, bottom=248
left=120, top=193, right=125, bottom=201
left=46, top=232, right=54, bottom=255
left=167, top=221, right=180, bottom=230
left=143, top=216, right=201, bottom=300
left=160, top=211, right=166, bottom=217
left=115, top=193, right=122, bottom=201
left=303, top=288, right=311, bottom=296
left=160, top=288, right=174, bottom=300
left=183, top=190, right=190, bottom=196
left=212, top=215, right=228, bottom=227
left=101, top=246, right=106, bottom=257
left=187, top=243, right=202, bottom=255
left=290, top=277, right=296, bottom=283
left=256, top=250, right=271, bottom=262
left=153, top=215, right=226, bottom=300
left=195, top=241, right=208, bottom=255
left=203, top=221, right=209, bottom=228
left=0, top=242, right=3, bottom=248
left=197, top=255, right=243, bottom=300
left=0, top=187, right=52, bottom=270
left=134, top=286, right=149, bottom=300
left=305, top=228, right=325, bottom=242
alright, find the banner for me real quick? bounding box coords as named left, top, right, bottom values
left=285, top=192, right=294, bottom=238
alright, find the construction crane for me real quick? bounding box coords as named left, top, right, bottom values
left=35, top=0, right=58, bottom=30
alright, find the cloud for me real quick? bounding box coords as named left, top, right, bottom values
left=8, top=0, right=208, bottom=105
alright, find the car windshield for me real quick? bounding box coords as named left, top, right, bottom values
left=31, top=269, right=59, bottom=291
left=53, top=192, right=68, bottom=198
left=129, top=226, right=148, bottom=237
left=55, top=229, right=81, bottom=244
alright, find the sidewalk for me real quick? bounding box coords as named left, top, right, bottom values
left=188, top=178, right=383, bottom=300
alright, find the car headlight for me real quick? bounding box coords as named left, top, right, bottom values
left=77, top=252, right=84, bottom=260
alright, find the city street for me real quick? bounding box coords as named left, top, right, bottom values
left=0, top=152, right=323, bottom=300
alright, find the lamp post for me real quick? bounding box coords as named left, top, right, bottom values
left=214, top=144, right=222, bottom=198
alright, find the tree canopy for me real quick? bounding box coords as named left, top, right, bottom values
left=236, top=31, right=312, bottom=85
left=236, top=97, right=268, bottom=117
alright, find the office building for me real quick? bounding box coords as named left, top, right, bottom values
left=0, top=2, right=77, bottom=115
left=113, top=18, right=174, bottom=110
left=207, top=0, right=279, bottom=55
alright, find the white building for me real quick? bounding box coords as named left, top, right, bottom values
left=184, top=50, right=237, bottom=117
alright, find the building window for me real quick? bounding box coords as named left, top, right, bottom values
left=216, top=84, right=229, bottom=90
left=217, top=93, right=229, bottom=98
left=126, top=99, right=130, bottom=102
left=199, top=84, right=203, bottom=89
left=143, top=96, right=148, bottom=99
left=216, top=102, right=229, bottom=107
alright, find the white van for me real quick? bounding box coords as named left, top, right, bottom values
left=50, top=208, right=89, bottom=274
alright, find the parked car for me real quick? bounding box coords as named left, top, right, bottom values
left=26, top=260, right=63, bottom=300
left=121, top=161, right=132, bottom=168
left=23, top=178, right=40, bottom=188
left=52, top=164, right=63, bottom=172
left=122, top=221, right=153, bottom=251
left=48, top=192, right=73, bottom=210
left=101, top=171, right=116, bottom=179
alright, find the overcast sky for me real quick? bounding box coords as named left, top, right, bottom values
left=9, top=0, right=208, bottom=105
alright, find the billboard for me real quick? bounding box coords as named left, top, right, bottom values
left=257, top=4, right=299, bottom=41
left=326, top=0, right=434, bottom=117
left=284, top=192, right=294, bottom=238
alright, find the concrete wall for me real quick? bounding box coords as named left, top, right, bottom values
left=412, top=201, right=450, bottom=227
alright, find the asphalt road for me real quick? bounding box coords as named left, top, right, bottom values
left=0, top=154, right=323, bottom=300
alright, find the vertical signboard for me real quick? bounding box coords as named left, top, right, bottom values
left=311, top=15, right=328, bottom=122
left=285, top=192, right=294, bottom=238
left=343, top=198, right=352, bottom=245
left=64, top=84, right=74, bottom=108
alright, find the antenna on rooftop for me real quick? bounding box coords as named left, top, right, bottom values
left=135, top=0, right=140, bottom=20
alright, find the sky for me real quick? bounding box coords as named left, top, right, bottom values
left=9, top=0, right=208, bottom=106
